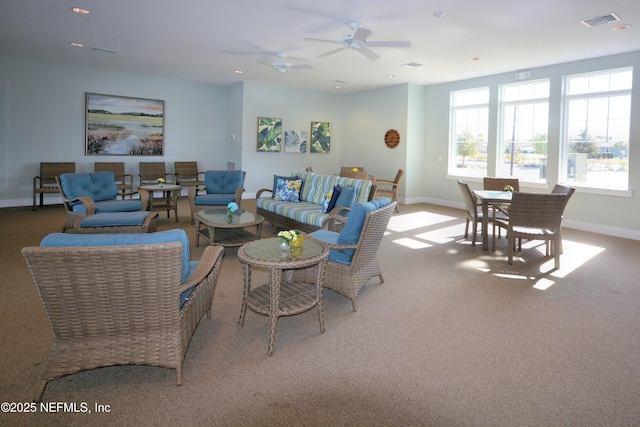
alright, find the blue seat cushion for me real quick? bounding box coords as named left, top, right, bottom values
left=60, top=172, right=118, bottom=204
left=80, top=211, right=152, bottom=227
left=194, top=193, right=237, bottom=206
left=72, top=199, right=143, bottom=214
left=309, top=229, right=352, bottom=265
left=41, top=229, right=192, bottom=284
left=204, top=170, right=244, bottom=194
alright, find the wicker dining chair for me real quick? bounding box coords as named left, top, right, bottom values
left=32, top=162, right=76, bottom=210
left=458, top=180, right=508, bottom=248
left=371, top=169, right=404, bottom=213
left=139, top=161, right=174, bottom=186
left=94, top=162, right=136, bottom=199
left=294, top=199, right=396, bottom=311
left=494, top=192, right=569, bottom=269
left=174, top=161, right=205, bottom=193
left=483, top=177, right=520, bottom=192
left=22, top=230, right=224, bottom=402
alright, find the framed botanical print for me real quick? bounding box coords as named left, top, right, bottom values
left=257, top=117, right=283, bottom=152
left=310, top=121, right=331, bottom=153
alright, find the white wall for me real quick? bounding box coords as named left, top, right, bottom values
left=0, top=56, right=228, bottom=206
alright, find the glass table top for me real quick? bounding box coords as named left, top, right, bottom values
left=242, top=237, right=326, bottom=262
left=196, top=209, right=263, bottom=226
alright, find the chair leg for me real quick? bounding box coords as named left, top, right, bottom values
left=507, top=234, right=514, bottom=265
left=471, top=220, right=477, bottom=247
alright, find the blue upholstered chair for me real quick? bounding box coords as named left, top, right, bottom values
left=294, top=197, right=396, bottom=311
left=188, top=170, right=245, bottom=222
left=57, top=172, right=149, bottom=232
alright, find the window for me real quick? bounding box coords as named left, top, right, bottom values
left=562, top=68, right=632, bottom=191
left=449, top=87, right=490, bottom=177
left=498, top=80, right=549, bottom=182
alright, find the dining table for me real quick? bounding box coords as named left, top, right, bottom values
left=473, top=190, right=513, bottom=251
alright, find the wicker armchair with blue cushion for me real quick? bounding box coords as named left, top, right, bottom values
left=292, top=197, right=396, bottom=311
left=57, top=172, right=149, bottom=232
left=188, top=170, right=245, bottom=222
left=22, top=229, right=224, bottom=401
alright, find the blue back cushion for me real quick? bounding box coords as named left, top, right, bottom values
left=40, top=229, right=192, bottom=283
left=205, top=170, right=244, bottom=194
left=60, top=172, right=117, bottom=202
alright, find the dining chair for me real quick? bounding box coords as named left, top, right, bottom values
left=33, top=162, right=76, bottom=210
left=550, top=184, right=576, bottom=254
left=139, top=162, right=174, bottom=186
left=458, top=181, right=482, bottom=246
left=494, top=192, right=569, bottom=269
left=371, top=169, right=404, bottom=213
left=484, top=177, right=519, bottom=244
left=483, top=177, right=520, bottom=192
left=94, top=162, right=136, bottom=199
left=174, top=161, right=205, bottom=193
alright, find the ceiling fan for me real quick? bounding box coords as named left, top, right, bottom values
left=253, top=52, right=313, bottom=73
left=304, top=21, right=411, bottom=60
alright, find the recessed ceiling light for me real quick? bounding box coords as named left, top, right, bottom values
left=335, top=85, right=342, bottom=89
left=71, top=7, right=90, bottom=14
left=388, top=74, right=396, bottom=78
left=433, top=10, right=445, bottom=18
left=612, top=24, right=631, bottom=31
left=234, top=70, right=243, bottom=74
left=69, top=42, right=84, bottom=47
left=470, top=57, right=480, bottom=61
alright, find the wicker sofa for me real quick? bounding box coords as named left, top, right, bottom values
left=22, top=229, right=224, bottom=402
left=255, top=171, right=376, bottom=233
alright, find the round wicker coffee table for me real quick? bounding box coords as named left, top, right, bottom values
left=194, top=209, right=264, bottom=247
left=237, top=236, right=328, bottom=356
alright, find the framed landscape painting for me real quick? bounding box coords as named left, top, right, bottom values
left=257, top=117, right=282, bottom=152
left=85, top=93, right=164, bottom=155
left=310, top=121, right=331, bottom=153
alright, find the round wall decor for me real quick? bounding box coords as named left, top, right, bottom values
left=384, top=129, right=400, bottom=148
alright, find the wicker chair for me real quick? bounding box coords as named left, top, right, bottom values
left=371, top=169, right=404, bottom=213
left=494, top=192, right=569, bottom=269
left=458, top=180, right=507, bottom=248
left=174, top=161, right=205, bottom=193
left=188, top=170, right=245, bottom=222
left=295, top=199, right=396, bottom=311
left=57, top=172, right=149, bottom=232
left=32, top=162, right=76, bottom=210
left=94, top=162, right=136, bottom=199
left=483, top=177, right=520, bottom=192
left=139, top=161, right=174, bottom=186
left=22, top=230, right=224, bottom=402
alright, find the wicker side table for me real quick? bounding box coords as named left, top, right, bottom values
left=237, top=236, right=328, bottom=356
left=139, top=184, right=181, bottom=222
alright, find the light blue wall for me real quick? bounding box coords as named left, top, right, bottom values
left=1, top=56, right=227, bottom=206
left=1, top=51, right=639, bottom=238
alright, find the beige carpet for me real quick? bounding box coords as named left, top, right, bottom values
left=2, top=199, right=640, bottom=426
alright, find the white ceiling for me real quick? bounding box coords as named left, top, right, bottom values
left=2, top=0, right=639, bottom=93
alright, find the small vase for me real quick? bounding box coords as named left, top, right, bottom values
left=280, top=239, right=291, bottom=252
left=290, top=234, right=304, bottom=248
left=227, top=211, right=233, bottom=224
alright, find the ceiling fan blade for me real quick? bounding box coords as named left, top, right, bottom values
left=319, top=46, right=348, bottom=57
left=358, top=47, right=380, bottom=61
left=303, top=37, right=343, bottom=45
left=289, top=64, right=313, bottom=70
left=352, top=27, right=372, bottom=42
left=367, top=40, right=411, bottom=48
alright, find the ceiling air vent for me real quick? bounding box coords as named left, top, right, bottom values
left=580, top=13, right=621, bottom=28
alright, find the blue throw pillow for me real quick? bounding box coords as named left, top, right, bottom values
left=323, top=185, right=342, bottom=213
left=273, top=176, right=302, bottom=202
left=335, top=186, right=356, bottom=209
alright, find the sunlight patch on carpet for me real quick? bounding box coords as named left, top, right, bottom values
left=387, top=211, right=457, bottom=232
left=392, top=237, right=432, bottom=249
